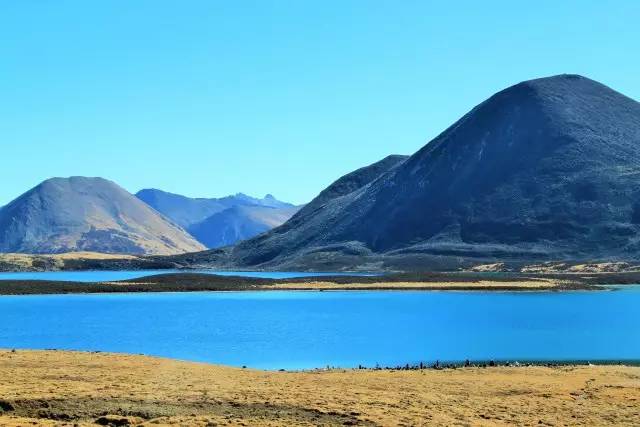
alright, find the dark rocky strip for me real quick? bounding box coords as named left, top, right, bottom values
left=0, top=270, right=612, bottom=295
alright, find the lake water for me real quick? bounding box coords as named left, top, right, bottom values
left=0, top=270, right=370, bottom=282
left=0, top=288, right=638, bottom=369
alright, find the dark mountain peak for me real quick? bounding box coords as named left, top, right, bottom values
left=405, top=72, right=639, bottom=175
left=211, top=76, right=640, bottom=269
left=360, top=74, right=640, bottom=252
left=491, top=74, right=599, bottom=99
left=475, top=73, right=635, bottom=121
left=518, top=73, right=587, bottom=86
left=466, top=74, right=629, bottom=114
left=517, top=73, right=600, bottom=91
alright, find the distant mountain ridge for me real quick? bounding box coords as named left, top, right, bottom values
left=0, top=177, right=205, bottom=255
left=135, top=189, right=293, bottom=229
left=188, top=204, right=301, bottom=249
left=136, top=188, right=301, bottom=249
left=170, top=74, right=640, bottom=270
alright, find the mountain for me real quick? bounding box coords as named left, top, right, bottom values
left=135, top=189, right=236, bottom=228
left=167, top=154, right=409, bottom=268
left=188, top=204, right=301, bottom=249
left=178, top=74, right=640, bottom=270
left=136, top=189, right=301, bottom=248
left=0, top=177, right=205, bottom=255
left=136, top=189, right=295, bottom=228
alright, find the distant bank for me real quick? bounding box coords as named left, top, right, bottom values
left=0, top=270, right=633, bottom=295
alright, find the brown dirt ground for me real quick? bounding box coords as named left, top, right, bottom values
left=0, top=350, right=638, bottom=426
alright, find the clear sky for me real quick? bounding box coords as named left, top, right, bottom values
left=1, top=1, right=638, bottom=205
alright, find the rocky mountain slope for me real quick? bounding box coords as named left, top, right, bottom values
left=173, top=74, right=640, bottom=270
left=0, top=177, right=205, bottom=255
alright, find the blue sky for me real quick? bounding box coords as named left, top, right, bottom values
left=1, top=1, right=638, bottom=205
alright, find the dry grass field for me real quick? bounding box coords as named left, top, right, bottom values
left=0, top=350, right=638, bottom=426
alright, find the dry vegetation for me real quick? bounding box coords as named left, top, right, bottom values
left=469, top=261, right=640, bottom=274
left=0, top=350, right=638, bottom=426
left=520, top=262, right=640, bottom=274
left=0, top=252, right=140, bottom=271
left=271, top=279, right=561, bottom=291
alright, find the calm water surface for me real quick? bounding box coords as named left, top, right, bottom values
left=0, top=270, right=370, bottom=282
left=0, top=288, right=638, bottom=369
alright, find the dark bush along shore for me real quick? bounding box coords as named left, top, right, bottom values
left=0, top=271, right=629, bottom=295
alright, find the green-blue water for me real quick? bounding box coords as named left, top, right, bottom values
left=0, top=269, right=370, bottom=282
left=0, top=287, right=638, bottom=369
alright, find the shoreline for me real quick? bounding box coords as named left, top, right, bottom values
left=0, top=271, right=606, bottom=295
left=3, top=348, right=640, bottom=370
left=1, top=349, right=638, bottom=426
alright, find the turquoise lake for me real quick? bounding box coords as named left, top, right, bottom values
left=0, top=270, right=369, bottom=282
left=0, top=287, right=638, bottom=369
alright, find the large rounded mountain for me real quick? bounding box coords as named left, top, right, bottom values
left=202, top=74, right=640, bottom=269
left=0, top=177, right=205, bottom=255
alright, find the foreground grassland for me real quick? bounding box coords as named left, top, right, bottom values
left=0, top=351, right=638, bottom=426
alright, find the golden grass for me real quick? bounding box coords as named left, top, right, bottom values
left=0, top=252, right=141, bottom=274
left=0, top=252, right=139, bottom=261
left=48, top=252, right=139, bottom=260
left=271, top=279, right=560, bottom=290
left=520, top=262, right=640, bottom=273
left=0, top=350, right=638, bottom=426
